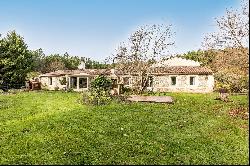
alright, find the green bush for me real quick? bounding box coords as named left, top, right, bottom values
left=214, top=70, right=249, bottom=93
left=59, top=77, right=67, bottom=85
left=121, top=86, right=132, bottom=95
left=82, top=75, right=112, bottom=106
left=90, top=75, right=112, bottom=91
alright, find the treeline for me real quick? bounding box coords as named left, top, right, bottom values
left=177, top=48, right=249, bottom=93
left=0, top=31, right=109, bottom=88
left=32, top=49, right=109, bottom=73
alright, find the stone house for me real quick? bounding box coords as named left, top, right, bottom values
left=39, top=68, right=121, bottom=92
left=39, top=58, right=214, bottom=93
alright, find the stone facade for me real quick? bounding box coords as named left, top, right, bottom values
left=40, top=76, right=67, bottom=90
left=39, top=73, right=214, bottom=93
left=151, top=74, right=214, bottom=93
left=38, top=58, right=215, bottom=93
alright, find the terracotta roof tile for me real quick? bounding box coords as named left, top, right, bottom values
left=39, top=66, right=213, bottom=77
left=39, top=69, right=112, bottom=77
left=151, top=66, right=213, bottom=75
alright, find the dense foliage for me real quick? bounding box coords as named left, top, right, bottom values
left=82, top=75, right=112, bottom=105
left=0, top=31, right=34, bottom=88
left=90, top=75, right=112, bottom=91
left=32, top=51, right=109, bottom=73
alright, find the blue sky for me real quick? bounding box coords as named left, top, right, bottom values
left=0, top=0, right=240, bottom=61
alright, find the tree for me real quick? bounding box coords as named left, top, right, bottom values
left=47, top=58, right=65, bottom=72
left=176, top=49, right=215, bottom=67
left=30, top=48, right=46, bottom=72
left=109, top=23, right=175, bottom=93
left=36, top=52, right=109, bottom=73
left=84, top=57, right=109, bottom=69
left=203, top=0, right=249, bottom=71
left=0, top=31, right=35, bottom=89
left=62, top=52, right=81, bottom=70
left=203, top=0, right=249, bottom=92
left=43, top=54, right=66, bottom=72
left=204, top=0, right=248, bottom=50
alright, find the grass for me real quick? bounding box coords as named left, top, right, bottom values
left=0, top=91, right=248, bottom=165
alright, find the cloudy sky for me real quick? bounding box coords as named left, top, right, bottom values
left=0, top=0, right=240, bottom=62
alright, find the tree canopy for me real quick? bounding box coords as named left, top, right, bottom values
left=0, top=31, right=34, bottom=88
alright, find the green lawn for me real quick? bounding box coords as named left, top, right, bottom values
left=0, top=91, right=248, bottom=165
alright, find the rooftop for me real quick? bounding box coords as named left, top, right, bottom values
left=151, top=66, right=213, bottom=75
left=151, top=57, right=201, bottom=67
left=40, top=66, right=213, bottom=77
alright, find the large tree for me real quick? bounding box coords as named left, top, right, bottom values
left=109, top=23, right=175, bottom=93
left=204, top=0, right=248, bottom=50
left=0, top=31, right=35, bottom=89
left=30, top=48, right=46, bottom=72
left=203, top=0, right=249, bottom=92
left=62, top=52, right=81, bottom=70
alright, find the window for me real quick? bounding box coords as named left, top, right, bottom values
left=190, top=77, right=195, bottom=85
left=49, top=77, right=52, bottom=85
left=123, top=77, right=130, bottom=85
left=171, top=76, right=176, bottom=85
left=79, top=77, right=87, bottom=88
left=148, top=76, right=153, bottom=87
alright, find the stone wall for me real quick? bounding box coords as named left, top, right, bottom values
left=40, top=76, right=67, bottom=90
left=40, top=74, right=214, bottom=93
left=152, top=74, right=214, bottom=93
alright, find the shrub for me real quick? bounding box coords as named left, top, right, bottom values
left=121, top=86, right=132, bottom=95
left=215, top=82, right=231, bottom=92
left=59, top=77, right=67, bottom=85
left=214, top=69, right=249, bottom=93
left=82, top=75, right=112, bottom=106
left=90, top=75, right=112, bottom=91
left=82, top=90, right=111, bottom=106
left=54, top=86, right=59, bottom=91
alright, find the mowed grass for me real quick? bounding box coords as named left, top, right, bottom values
left=0, top=91, right=248, bottom=165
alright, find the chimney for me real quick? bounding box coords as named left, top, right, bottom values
left=78, top=61, right=85, bottom=70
